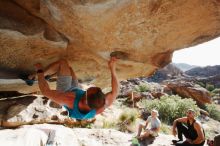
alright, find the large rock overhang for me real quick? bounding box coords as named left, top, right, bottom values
left=0, top=0, right=220, bottom=92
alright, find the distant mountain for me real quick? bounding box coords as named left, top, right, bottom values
left=147, top=63, right=183, bottom=83
left=185, top=65, right=220, bottom=77
left=172, top=63, right=198, bottom=72
left=147, top=63, right=220, bottom=87
left=185, top=65, right=220, bottom=88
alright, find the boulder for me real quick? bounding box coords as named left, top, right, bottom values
left=166, top=81, right=212, bottom=106
left=151, top=92, right=165, bottom=99
left=0, top=94, right=91, bottom=128
left=0, top=124, right=132, bottom=146
left=147, top=63, right=184, bottom=83
left=1, top=0, right=220, bottom=92
left=122, top=91, right=142, bottom=108
left=0, top=123, right=204, bottom=146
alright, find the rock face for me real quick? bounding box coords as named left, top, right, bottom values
left=185, top=65, right=220, bottom=88
left=147, top=63, right=183, bottom=83
left=0, top=124, right=132, bottom=146
left=0, top=123, right=185, bottom=146
left=198, top=74, right=220, bottom=88
left=0, top=93, right=94, bottom=128
left=1, top=0, right=220, bottom=91
left=185, top=65, right=220, bottom=77
left=166, top=81, right=212, bottom=106
left=119, top=77, right=212, bottom=106
left=173, top=63, right=198, bottom=72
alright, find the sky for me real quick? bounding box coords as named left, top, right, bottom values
left=172, top=37, right=220, bottom=67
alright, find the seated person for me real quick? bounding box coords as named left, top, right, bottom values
left=172, top=109, right=205, bottom=146
left=136, top=109, right=161, bottom=140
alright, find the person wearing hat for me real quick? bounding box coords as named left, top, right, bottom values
left=136, top=109, right=161, bottom=140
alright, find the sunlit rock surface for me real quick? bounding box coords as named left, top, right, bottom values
left=166, top=81, right=212, bottom=106
left=0, top=0, right=220, bottom=92
left=0, top=93, right=97, bottom=129
left=0, top=124, right=131, bottom=146
left=0, top=124, right=188, bottom=146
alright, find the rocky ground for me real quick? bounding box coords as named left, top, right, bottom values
left=0, top=101, right=218, bottom=146
left=0, top=77, right=220, bottom=145
left=0, top=102, right=216, bottom=146
left=0, top=123, right=187, bottom=146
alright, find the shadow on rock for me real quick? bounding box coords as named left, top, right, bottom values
left=139, top=137, right=155, bottom=146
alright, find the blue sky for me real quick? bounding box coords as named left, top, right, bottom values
left=172, top=37, right=220, bottom=66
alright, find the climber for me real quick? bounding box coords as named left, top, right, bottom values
left=24, top=57, right=119, bottom=120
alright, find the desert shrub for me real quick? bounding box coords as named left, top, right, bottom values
left=140, top=95, right=199, bottom=124
left=196, top=81, right=206, bottom=88
left=211, top=88, right=220, bottom=94
left=206, top=84, right=215, bottom=92
left=210, top=92, right=217, bottom=97
left=160, top=123, right=172, bottom=134
left=118, top=108, right=139, bottom=132
left=102, top=120, right=117, bottom=129
left=205, top=103, right=220, bottom=122
left=134, top=83, right=150, bottom=92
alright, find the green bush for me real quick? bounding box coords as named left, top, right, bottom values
left=160, top=123, right=172, bottom=134
left=140, top=95, right=199, bottom=124
left=205, top=104, right=220, bottom=122
left=118, top=108, right=139, bottom=132
left=196, top=81, right=206, bottom=88
left=119, top=109, right=139, bottom=124
left=102, top=120, right=117, bottom=129
left=210, top=92, right=216, bottom=97
left=206, top=84, right=215, bottom=92
left=211, top=88, right=220, bottom=94
left=134, top=83, right=150, bottom=92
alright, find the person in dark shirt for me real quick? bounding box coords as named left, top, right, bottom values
left=172, top=109, right=205, bottom=146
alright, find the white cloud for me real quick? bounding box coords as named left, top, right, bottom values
left=172, top=37, right=220, bottom=66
